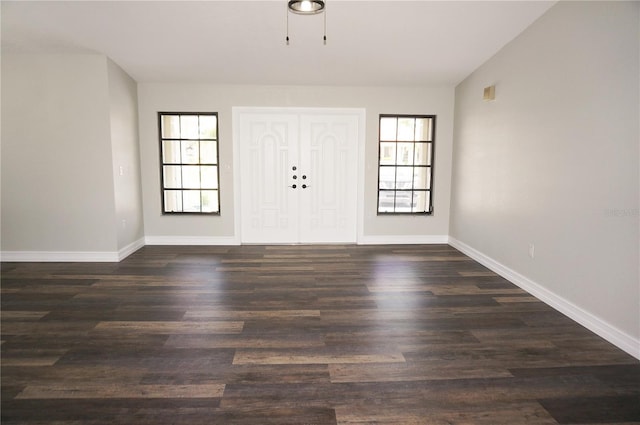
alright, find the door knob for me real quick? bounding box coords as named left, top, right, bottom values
left=289, top=184, right=297, bottom=189
left=302, top=184, right=308, bottom=189
left=293, top=175, right=297, bottom=179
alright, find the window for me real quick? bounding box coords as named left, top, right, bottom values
left=159, top=112, right=220, bottom=214
left=377, top=115, right=435, bottom=214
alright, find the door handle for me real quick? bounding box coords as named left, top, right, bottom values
left=302, top=184, right=309, bottom=189
left=289, top=184, right=297, bottom=189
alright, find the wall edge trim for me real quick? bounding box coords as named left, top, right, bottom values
left=448, top=236, right=640, bottom=360
left=0, top=251, right=120, bottom=263
left=144, top=236, right=241, bottom=246
left=117, top=238, right=146, bottom=261
left=358, top=235, right=449, bottom=245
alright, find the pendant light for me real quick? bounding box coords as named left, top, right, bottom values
left=286, top=0, right=327, bottom=45
left=288, top=0, right=325, bottom=15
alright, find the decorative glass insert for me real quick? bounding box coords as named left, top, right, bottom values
left=377, top=115, right=435, bottom=214
left=159, top=112, right=220, bottom=214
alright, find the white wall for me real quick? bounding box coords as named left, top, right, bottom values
left=1, top=54, right=144, bottom=260
left=107, top=59, right=145, bottom=252
left=1, top=54, right=118, bottom=255
left=138, top=84, right=454, bottom=244
left=450, top=1, right=639, bottom=356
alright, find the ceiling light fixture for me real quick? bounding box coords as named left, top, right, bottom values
left=288, top=0, right=325, bottom=15
left=286, top=0, right=327, bottom=46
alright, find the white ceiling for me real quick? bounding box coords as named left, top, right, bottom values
left=1, top=1, right=556, bottom=86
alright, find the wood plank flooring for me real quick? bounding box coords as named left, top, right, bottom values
left=2, top=244, right=638, bottom=424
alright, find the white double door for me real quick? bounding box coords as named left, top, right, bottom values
left=237, top=108, right=361, bottom=244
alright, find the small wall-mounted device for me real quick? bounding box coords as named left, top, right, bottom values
left=483, top=85, right=495, bottom=101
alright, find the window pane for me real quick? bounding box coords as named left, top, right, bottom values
left=397, top=118, right=415, bottom=141
left=377, top=115, right=434, bottom=215
left=164, top=190, right=183, bottom=212
left=380, top=117, right=397, bottom=141
left=396, top=143, right=414, bottom=165
left=161, top=115, right=180, bottom=139
left=159, top=113, right=220, bottom=214
left=396, top=167, right=413, bottom=189
left=378, top=191, right=395, bottom=212
left=200, top=166, right=218, bottom=189
left=414, top=143, right=431, bottom=166
left=413, top=167, right=430, bottom=189
left=183, top=190, right=201, bottom=212
left=394, top=191, right=412, bottom=212
left=181, top=140, right=199, bottom=164
left=180, top=115, right=199, bottom=139
left=413, top=191, right=430, bottom=213
left=199, top=115, right=217, bottom=139
left=379, top=142, right=396, bottom=165
left=182, top=166, right=201, bottom=189
left=162, top=140, right=181, bottom=163
left=200, top=140, right=217, bottom=164
left=379, top=166, right=396, bottom=189
left=201, top=190, right=219, bottom=213
left=415, top=118, right=432, bottom=141
left=163, top=166, right=182, bottom=188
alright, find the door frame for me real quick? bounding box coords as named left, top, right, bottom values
left=232, top=107, right=366, bottom=244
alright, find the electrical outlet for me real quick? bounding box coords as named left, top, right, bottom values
left=528, top=243, right=535, bottom=259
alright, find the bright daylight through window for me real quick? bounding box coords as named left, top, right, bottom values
left=377, top=115, right=435, bottom=214
left=159, top=113, right=220, bottom=214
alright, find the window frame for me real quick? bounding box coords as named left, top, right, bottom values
left=377, top=114, right=436, bottom=215
left=158, top=111, right=221, bottom=215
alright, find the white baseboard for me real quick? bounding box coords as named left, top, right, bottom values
left=448, top=236, right=640, bottom=360
left=117, top=238, right=146, bottom=261
left=144, top=236, right=240, bottom=246
left=1, top=238, right=146, bottom=263
left=1, top=250, right=120, bottom=262
left=358, top=235, right=449, bottom=245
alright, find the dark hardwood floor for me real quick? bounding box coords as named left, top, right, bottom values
left=2, top=244, right=638, bottom=424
